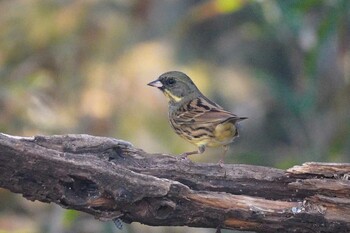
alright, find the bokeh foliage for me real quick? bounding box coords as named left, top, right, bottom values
left=0, top=0, right=349, bottom=232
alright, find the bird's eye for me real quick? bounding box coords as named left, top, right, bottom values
left=166, top=78, right=176, bottom=86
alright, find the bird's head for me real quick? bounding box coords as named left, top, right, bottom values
left=148, top=71, right=200, bottom=103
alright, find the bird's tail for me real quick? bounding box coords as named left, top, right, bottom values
left=237, top=116, right=248, bottom=122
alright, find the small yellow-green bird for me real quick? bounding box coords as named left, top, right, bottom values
left=148, top=71, right=247, bottom=162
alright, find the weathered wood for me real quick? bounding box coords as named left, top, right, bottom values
left=0, top=133, right=349, bottom=232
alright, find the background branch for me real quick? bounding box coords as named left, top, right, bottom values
left=0, top=133, right=349, bottom=233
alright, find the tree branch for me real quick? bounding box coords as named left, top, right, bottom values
left=0, top=133, right=349, bottom=232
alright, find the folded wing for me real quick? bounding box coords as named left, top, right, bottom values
left=174, top=96, right=245, bottom=126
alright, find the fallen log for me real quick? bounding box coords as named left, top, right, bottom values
left=0, top=133, right=349, bottom=232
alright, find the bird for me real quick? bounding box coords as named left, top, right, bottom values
left=148, top=71, right=247, bottom=163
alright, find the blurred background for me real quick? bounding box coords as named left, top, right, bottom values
left=0, top=0, right=349, bottom=232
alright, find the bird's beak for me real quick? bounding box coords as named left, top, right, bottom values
left=147, top=80, right=163, bottom=88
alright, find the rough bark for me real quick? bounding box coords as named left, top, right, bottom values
left=0, top=133, right=349, bottom=233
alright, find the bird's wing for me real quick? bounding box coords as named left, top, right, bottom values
left=174, top=96, right=243, bottom=125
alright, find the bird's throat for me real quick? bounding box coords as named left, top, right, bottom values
left=164, top=89, right=183, bottom=102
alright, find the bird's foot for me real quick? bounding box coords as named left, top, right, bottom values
left=217, top=159, right=224, bottom=167
left=179, top=153, right=190, bottom=160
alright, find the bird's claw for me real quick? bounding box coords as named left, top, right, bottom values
left=179, top=153, right=190, bottom=160
left=217, top=159, right=224, bottom=167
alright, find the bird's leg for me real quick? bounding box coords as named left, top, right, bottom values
left=217, top=145, right=229, bottom=165
left=180, top=145, right=206, bottom=159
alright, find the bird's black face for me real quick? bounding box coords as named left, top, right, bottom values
left=148, top=71, right=199, bottom=103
